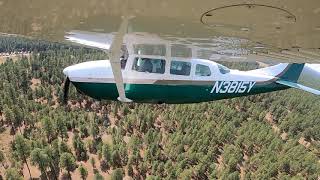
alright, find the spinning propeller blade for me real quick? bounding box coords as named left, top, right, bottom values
left=63, top=77, right=70, bottom=104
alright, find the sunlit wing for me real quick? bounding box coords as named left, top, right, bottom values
left=65, top=31, right=113, bottom=50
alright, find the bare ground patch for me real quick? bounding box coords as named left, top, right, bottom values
left=30, top=78, right=41, bottom=91
left=0, top=53, right=31, bottom=64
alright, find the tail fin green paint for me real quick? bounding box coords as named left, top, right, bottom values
left=275, top=63, right=320, bottom=95
left=278, top=63, right=305, bottom=82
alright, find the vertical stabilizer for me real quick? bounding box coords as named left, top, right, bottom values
left=278, top=63, right=305, bottom=82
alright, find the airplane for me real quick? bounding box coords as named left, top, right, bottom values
left=1, top=0, right=320, bottom=104
left=62, top=31, right=320, bottom=104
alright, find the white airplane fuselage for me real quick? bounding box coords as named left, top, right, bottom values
left=63, top=56, right=293, bottom=103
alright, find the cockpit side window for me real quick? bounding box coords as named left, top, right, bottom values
left=132, top=57, right=165, bottom=74
left=170, top=61, right=191, bottom=76
left=195, top=64, right=211, bottom=76
left=217, top=64, right=230, bottom=74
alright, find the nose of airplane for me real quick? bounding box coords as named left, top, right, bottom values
left=63, top=67, right=70, bottom=76
left=62, top=60, right=112, bottom=80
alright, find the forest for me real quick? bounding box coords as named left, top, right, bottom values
left=0, top=35, right=320, bottom=180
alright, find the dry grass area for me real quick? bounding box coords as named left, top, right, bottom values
left=22, top=163, right=41, bottom=180
left=256, top=61, right=270, bottom=68
left=0, top=127, right=14, bottom=178
left=298, top=137, right=311, bottom=149
left=216, top=154, right=223, bottom=172
left=0, top=53, right=30, bottom=64
left=265, top=112, right=281, bottom=134
left=30, top=78, right=41, bottom=91
left=0, top=126, right=12, bottom=156
left=51, top=86, right=59, bottom=109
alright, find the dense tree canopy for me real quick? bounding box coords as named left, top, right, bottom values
left=0, top=35, right=319, bottom=179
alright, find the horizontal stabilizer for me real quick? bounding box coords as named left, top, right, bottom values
left=276, top=80, right=320, bottom=95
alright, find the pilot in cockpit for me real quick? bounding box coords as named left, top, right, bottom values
left=120, top=45, right=129, bottom=69
left=120, top=55, right=127, bottom=69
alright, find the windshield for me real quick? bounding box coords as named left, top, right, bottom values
left=217, top=64, right=230, bottom=74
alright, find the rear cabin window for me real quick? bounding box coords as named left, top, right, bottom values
left=195, top=64, right=211, bottom=76
left=132, top=57, right=165, bottom=74
left=170, top=61, right=191, bottom=76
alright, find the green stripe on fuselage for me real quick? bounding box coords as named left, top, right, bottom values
left=71, top=81, right=289, bottom=104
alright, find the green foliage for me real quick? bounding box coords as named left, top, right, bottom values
left=146, top=175, right=161, bottom=180
left=102, top=143, right=111, bottom=162
left=90, top=118, right=100, bottom=140
left=127, top=164, right=134, bottom=177
left=60, top=152, right=77, bottom=176
left=30, top=148, right=49, bottom=178
left=41, top=117, right=56, bottom=143
left=12, top=135, right=32, bottom=177
left=90, top=157, right=96, bottom=168
left=72, top=133, right=88, bottom=161
left=5, top=167, right=23, bottom=180
left=111, top=150, right=121, bottom=168
left=94, top=172, right=104, bottom=180
left=79, top=164, right=88, bottom=180
left=111, top=168, right=124, bottom=180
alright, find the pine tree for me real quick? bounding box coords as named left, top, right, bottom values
left=55, top=116, right=68, bottom=140
left=79, top=164, right=88, bottom=180
left=94, top=172, right=104, bottom=180
left=102, top=143, right=111, bottom=163
left=111, top=168, right=124, bottom=180
left=5, top=167, right=23, bottom=180
left=41, top=117, right=56, bottom=143
left=30, top=148, right=49, bottom=179
left=72, top=133, right=87, bottom=161
left=60, top=152, right=77, bottom=178
left=90, top=119, right=99, bottom=140
left=13, top=135, right=32, bottom=179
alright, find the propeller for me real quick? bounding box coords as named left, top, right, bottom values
left=63, top=77, right=70, bottom=104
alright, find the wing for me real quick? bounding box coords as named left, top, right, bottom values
left=276, top=80, right=320, bottom=95
left=65, top=31, right=114, bottom=50
left=1, top=0, right=320, bottom=63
